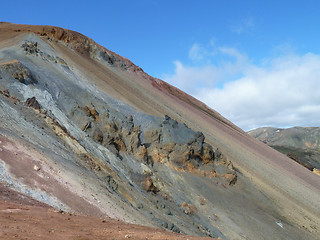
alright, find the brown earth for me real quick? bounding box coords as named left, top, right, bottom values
left=0, top=183, right=215, bottom=240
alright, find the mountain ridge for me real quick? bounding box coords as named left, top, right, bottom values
left=0, top=23, right=319, bottom=239
left=0, top=22, right=241, bottom=133
left=248, top=126, right=320, bottom=174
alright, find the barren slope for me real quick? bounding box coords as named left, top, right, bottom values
left=0, top=22, right=319, bottom=240
left=0, top=183, right=214, bottom=240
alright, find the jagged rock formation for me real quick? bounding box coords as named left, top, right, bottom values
left=69, top=101, right=236, bottom=185
left=0, top=23, right=319, bottom=240
left=0, top=59, right=36, bottom=84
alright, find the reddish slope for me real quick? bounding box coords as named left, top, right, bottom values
left=0, top=183, right=214, bottom=240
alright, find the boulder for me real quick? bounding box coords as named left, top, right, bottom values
left=25, top=97, right=41, bottom=110
left=144, top=176, right=158, bottom=193
left=81, top=121, right=91, bottom=132
left=134, top=145, right=148, bottom=162
left=181, top=202, right=197, bottom=215
left=221, top=173, right=237, bottom=186
left=0, top=60, right=37, bottom=84
left=83, top=104, right=99, bottom=120
left=22, top=41, right=40, bottom=55
left=201, top=143, right=214, bottom=164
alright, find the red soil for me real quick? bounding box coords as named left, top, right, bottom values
left=0, top=182, right=215, bottom=240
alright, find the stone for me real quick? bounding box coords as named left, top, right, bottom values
left=123, top=129, right=140, bottom=153
left=81, top=121, right=91, bottom=132
left=134, top=145, right=148, bottom=162
left=112, top=134, right=127, bottom=152
left=2, top=89, right=10, bottom=97
left=198, top=224, right=212, bottom=237
left=144, top=176, right=158, bottom=193
left=201, top=143, right=214, bottom=164
left=83, top=106, right=91, bottom=117
left=144, top=129, right=161, bottom=144
left=221, top=173, right=237, bottom=185
left=180, top=202, right=197, bottom=216
left=82, top=104, right=99, bottom=120
left=215, top=148, right=222, bottom=159
left=0, top=60, right=37, bottom=84
left=105, top=175, right=118, bottom=191
left=26, top=97, right=41, bottom=110
left=22, top=41, right=40, bottom=55
left=33, top=165, right=41, bottom=171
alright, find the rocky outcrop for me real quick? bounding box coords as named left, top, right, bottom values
left=181, top=202, right=198, bottom=216
left=0, top=60, right=37, bottom=84
left=68, top=102, right=237, bottom=187
left=0, top=63, right=231, bottom=236
left=0, top=89, right=10, bottom=98
left=1, top=23, right=143, bottom=73
left=0, top=88, right=20, bottom=103
left=22, top=41, right=40, bottom=56
left=144, top=175, right=159, bottom=193
left=142, top=116, right=213, bottom=170
left=25, top=97, right=41, bottom=110
left=22, top=41, right=68, bottom=66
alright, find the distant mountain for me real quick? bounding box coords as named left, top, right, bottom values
left=248, top=127, right=320, bottom=172
left=0, top=22, right=319, bottom=239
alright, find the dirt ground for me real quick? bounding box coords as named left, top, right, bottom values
left=0, top=182, right=215, bottom=240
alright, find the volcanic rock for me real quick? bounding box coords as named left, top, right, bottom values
left=0, top=59, right=36, bottom=84
left=0, top=22, right=318, bottom=240
left=25, top=96, right=41, bottom=110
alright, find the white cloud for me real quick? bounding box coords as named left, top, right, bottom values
left=163, top=47, right=320, bottom=131
left=188, top=42, right=217, bottom=62
left=163, top=46, right=251, bottom=93
left=188, top=43, right=207, bottom=61
left=231, top=17, right=255, bottom=34
left=162, top=61, right=223, bottom=93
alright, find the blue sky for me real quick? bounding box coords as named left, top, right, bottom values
left=2, top=1, right=320, bottom=130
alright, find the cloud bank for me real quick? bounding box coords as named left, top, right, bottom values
left=163, top=44, right=320, bottom=131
